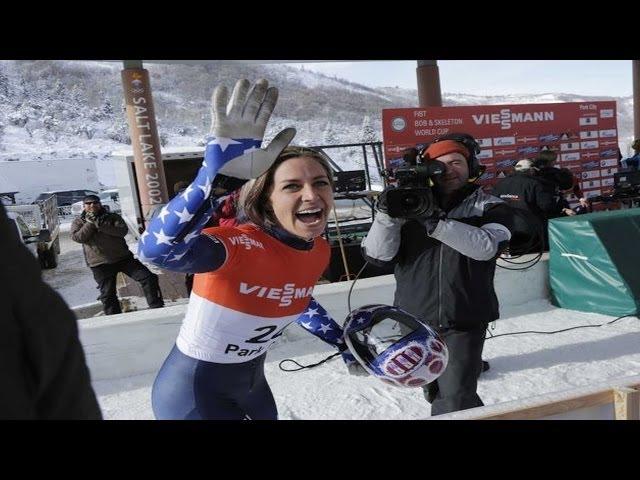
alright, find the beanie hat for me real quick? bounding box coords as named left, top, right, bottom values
left=83, top=194, right=101, bottom=203
left=514, top=159, right=535, bottom=171
left=424, top=140, right=470, bottom=161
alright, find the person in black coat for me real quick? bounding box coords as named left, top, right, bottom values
left=491, top=159, right=566, bottom=251
left=0, top=203, right=102, bottom=419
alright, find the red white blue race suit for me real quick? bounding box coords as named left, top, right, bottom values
left=139, top=135, right=345, bottom=419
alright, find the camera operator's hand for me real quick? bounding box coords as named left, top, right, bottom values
left=375, top=186, right=394, bottom=215
left=420, top=208, right=447, bottom=235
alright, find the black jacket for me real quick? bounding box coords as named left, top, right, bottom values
left=537, top=166, right=574, bottom=191
left=491, top=172, right=561, bottom=220
left=0, top=204, right=102, bottom=419
left=362, top=185, right=514, bottom=331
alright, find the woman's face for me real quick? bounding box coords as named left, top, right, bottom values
left=269, top=156, right=334, bottom=240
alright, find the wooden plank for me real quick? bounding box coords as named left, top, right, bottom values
left=614, top=388, right=640, bottom=420
left=479, top=391, right=614, bottom=420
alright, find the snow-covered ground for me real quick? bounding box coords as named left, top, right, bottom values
left=42, top=223, right=640, bottom=419
left=92, top=299, right=640, bottom=420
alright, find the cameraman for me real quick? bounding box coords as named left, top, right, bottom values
left=361, top=133, right=514, bottom=416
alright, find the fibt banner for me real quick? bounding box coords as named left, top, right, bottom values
left=382, top=101, right=619, bottom=197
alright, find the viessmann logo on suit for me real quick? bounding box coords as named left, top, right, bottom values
left=229, top=234, right=264, bottom=250
left=239, top=282, right=314, bottom=307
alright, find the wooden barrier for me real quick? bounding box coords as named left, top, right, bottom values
left=433, top=375, right=640, bottom=420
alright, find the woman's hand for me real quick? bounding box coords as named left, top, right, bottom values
left=204, top=78, right=295, bottom=180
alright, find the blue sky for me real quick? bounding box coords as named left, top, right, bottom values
left=287, top=61, right=633, bottom=97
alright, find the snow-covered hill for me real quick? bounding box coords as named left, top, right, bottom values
left=0, top=60, right=635, bottom=190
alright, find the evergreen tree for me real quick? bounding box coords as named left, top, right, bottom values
left=322, top=120, right=338, bottom=146
left=102, top=98, right=114, bottom=116
left=361, top=115, right=378, bottom=143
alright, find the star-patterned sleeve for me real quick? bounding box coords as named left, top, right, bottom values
left=137, top=135, right=260, bottom=273
left=295, top=297, right=346, bottom=350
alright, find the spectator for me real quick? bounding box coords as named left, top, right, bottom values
left=71, top=194, right=164, bottom=315
left=492, top=159, right=567, bottom=251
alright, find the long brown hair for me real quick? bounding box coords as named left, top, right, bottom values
left=242, top=146, right=334, bottom=229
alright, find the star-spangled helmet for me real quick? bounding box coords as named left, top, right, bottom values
left=343, top=304, right=448, bottom=388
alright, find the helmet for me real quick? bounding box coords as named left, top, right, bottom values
left=343, top=304, right=448, bottom=388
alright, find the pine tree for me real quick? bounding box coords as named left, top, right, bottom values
left=322, top=121, right=338, bottom=146
left=103, top=98, right=114, bottom=116
left=361, top=115, right=378, bottom=143
left=0, top=71, right=9, bottom=99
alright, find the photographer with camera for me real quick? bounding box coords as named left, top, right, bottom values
left=533, top=149, right=584, bottom=214
left=361, top=133, right=515, bottom=415
left=491, top=159, right=567, bottom=252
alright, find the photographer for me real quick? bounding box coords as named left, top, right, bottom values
left=532, top=149, right=583, bottom=215
left=361, top=133, right=514, bottom=416
left=492, top=159, right=565, bottom=251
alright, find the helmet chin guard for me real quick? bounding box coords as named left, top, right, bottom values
left=343, top=304, right=448, bottom=388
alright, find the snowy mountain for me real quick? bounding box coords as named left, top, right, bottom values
left=0, top=60, right=635, bottom=189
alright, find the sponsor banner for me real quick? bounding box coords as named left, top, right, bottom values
left=581, top=170, right=601, bottom=180
left=599, top=128, right=617, bottom=137
left=495, top=158, right=517, bottom=169
left=563, top=162, right=582, bottom=172
left=601, top=177, right=615, bottom=187
left=561, top=152, right=581, bottom=162
left=494, top=148, right=517, bottom=157
left=600, top=158, right=618, bottom=168
left=581, top=160, right=600, bottom=170
left=579, top=116, right=598, bottom=126
left=382, top=101, right=618, bottom=191
left=583, top=189, right=602, bottom=198
left=600, top=148, right=619, bottom=159
left=580, top=130, right=598, bottom=139
left=560, top=142, right=580, bottom=151
left=517, top=146, right=539, bottom=156
left=582, top=180, right=602, bottom=189
left=600, top=168, right=618, bottom=177
left=580, top=140, right=599, bottom=150
left=539, top=133, right=561, bottom=143
left=477, top=149, right=494, bottom=160
left=493, top=136, right=516, bottom=146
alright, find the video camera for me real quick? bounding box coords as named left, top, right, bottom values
left=383, top=149, right=446, bottom=219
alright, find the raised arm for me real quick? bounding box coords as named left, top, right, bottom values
left=138, top=79, right=294, bottom=273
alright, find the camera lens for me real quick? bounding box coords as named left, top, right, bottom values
left=401, top=195, right=420, bottom=208
left=400, top=193, right=426, bottom=216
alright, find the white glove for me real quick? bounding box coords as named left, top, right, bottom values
left=206, top=78, right=295, bottom=180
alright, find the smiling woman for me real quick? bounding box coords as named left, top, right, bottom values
left=242, top=146, right=334, bottom=241
left=138, top=79, right=348, bottom=420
